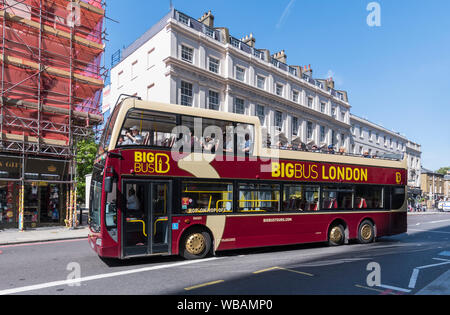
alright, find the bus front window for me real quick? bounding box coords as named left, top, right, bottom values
left=105, top=182, right=118, bottom=242
left=89, top=178, right=102, bottom=233
left=118, top=109, right=178, bottom=148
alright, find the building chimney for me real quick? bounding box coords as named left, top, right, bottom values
left=326, top=77, right=335, bottom=90
left=241, top=33, right=256, bottom=48
left=198, top=10, right=214, bottom=28
left=272, top=50, right=287, bottom=64
left=303, top=64, right=313, bottom=77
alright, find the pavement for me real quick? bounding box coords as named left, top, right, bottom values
left=0, top=226, right=89, bottom=246
left=417, top=270, right=450, bottom=295
left=0, top=209, right=448, bottom=246
left=408, top=209, right=448, bottom=215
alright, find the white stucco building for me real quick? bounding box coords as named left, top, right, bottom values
left=103, top=8, right=352, bottom=151
left=350, top=114, right=422, bottom=193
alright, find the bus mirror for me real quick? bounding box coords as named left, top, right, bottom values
left=104, top=176, right=114, bottom=193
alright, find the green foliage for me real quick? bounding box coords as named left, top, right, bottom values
left=76, top=137, right=98, bottom=204
left=436, top=167, right=450, bottom=175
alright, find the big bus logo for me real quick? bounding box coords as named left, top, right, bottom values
left=395, top=172, right=402, bottom=185
left=134, top=152, right=170, bottom=174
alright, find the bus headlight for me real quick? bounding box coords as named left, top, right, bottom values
left=96, top=238, right=102, bottom=247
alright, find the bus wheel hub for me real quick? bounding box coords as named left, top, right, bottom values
left=186, top=233, right=205, bottom=255
left=330, top=227, right=343, bottom=243
left=361, top=224, right=373, bottom=240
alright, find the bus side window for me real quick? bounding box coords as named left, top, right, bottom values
left=181, top=116, right=236, bottom=156
left=180, top=182, right=233, bottom=214
left=304, top=186, right=319, bottom=212
left=238, top=183, right=280, bottom=213
left=391, top=187, right=405, bottom=210
left=283, top=185, right=306, bottom=212
left=355, top=185, right=384, bottom=210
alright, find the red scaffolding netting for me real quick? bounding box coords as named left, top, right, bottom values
left=0, top=0, right=104, bottom=149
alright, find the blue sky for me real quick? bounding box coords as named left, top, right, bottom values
left=103, top=0, right=450, bottom=171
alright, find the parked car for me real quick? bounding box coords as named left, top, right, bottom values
left=443, top=201, right=450, bottom=212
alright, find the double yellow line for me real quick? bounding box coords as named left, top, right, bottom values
left=253, top=266, right=314, bottom=277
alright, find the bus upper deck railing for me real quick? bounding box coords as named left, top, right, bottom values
left=265, top=144, right=404, bottom=161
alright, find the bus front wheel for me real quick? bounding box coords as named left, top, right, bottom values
left=328, top=224, right=345, bottom=246
left=181, top=229, right=212, bottom=260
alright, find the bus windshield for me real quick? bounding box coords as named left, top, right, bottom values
left=89, top=164, right=103, bottom=233
left=98, top=102, right=121, bottom=155
left=116, top=108, right=255, bottom=157
left=117, top=109, right=178, bottom=148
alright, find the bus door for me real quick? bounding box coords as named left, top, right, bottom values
left=149, top=181, right=171, bottom=255
left=123, top=181, right=172, bottom=257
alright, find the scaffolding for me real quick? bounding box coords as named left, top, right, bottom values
left=0, top=0, right=105, bottom=229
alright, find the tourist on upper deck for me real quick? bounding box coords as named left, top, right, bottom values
left=327, top=145, right=335, bottom=154
left=202, top=136, right=217, bottom=154
left=125, top=126, right=144, bottom=145
left=311, top=145, right=321, bottom=153
left=242, top=134, right=253, bottom=155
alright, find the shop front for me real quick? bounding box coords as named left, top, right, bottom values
left=0, top=155, right=72, bottom=229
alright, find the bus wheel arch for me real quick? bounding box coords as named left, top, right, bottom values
left=179, top=225, right=214, bottom=260
left=327, top=219, right=348, bottom=246
left=357, top=219, right=376, bottom=244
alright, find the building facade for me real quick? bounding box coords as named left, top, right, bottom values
left=103, top=9, right=353, bottom=152
left=421, top=168, right=445, bottom=209
left=444, top=172, right=450, bottom=201
left=350, top=115, right=422, bottom=196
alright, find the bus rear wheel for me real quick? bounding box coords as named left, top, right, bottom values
left=328, top=224, right=345, bottom=246
left=181, top=229, right=212, bottom=260
left=358, top=220, right=375, bottom=244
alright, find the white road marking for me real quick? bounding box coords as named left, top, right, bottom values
left=408, top=219, right=450, bottom=228
left=408, top=258, right=450, bottom=289
left=408, top=229, right=450, bottom=235
left=378, top=284, right=411, bottom=293
left=0, top=257, right=221, bottom=295
left=430, top=219, right=450, bottom=224
left=408, top=269, right=420, bottom=289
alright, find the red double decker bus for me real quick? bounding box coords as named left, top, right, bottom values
left=89, top=97, right=407, bottom=259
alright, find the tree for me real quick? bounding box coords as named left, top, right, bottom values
left=436, top=167, right=450, bottom=175
left=75, top=137, right=98, bottom=204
